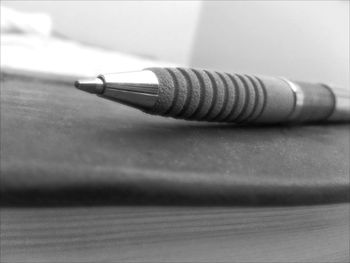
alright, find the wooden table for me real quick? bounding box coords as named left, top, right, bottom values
left=1, top=71, right=349, bottom=262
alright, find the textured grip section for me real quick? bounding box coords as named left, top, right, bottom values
left=148, top=67, right=269, bottom=123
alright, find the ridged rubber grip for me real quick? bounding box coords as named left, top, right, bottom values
left=147, top=67, right=296, bottom=123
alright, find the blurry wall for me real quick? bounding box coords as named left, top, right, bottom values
left=191, top=1, right=349, bottom=89
left=2, top=1, right=202, bottom=65
left=3, top=0, right=349, bottom=89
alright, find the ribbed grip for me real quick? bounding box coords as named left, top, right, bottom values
left=148, top=67, right=274, bottom=123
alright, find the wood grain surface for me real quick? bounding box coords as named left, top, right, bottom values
left=0, top=72, right=349, bottom=262
left=1, top=204, right=349, bottom=262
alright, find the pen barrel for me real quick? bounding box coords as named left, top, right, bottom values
left=147, top=68, right=348, bottom=123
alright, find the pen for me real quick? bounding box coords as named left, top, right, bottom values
left=75, top=67, right=350, bottom=124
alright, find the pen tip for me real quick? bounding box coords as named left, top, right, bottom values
left=74, top=81, right=80, bottom=88
left=74, top=78, right=104, bottom=94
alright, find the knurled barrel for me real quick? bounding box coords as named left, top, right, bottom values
left=146, top=67, right=337, bottom=124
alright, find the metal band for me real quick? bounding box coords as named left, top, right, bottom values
left=326, top=86, right=350, bottom=121
left=319, top=84, right=337, bottom=120
left=280, top=78, right=305, bottom=121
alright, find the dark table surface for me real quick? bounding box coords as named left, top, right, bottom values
left=1, top=71, right=349, bottom=206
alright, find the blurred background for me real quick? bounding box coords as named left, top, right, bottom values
left=1, top=0, right=349, bottom=89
